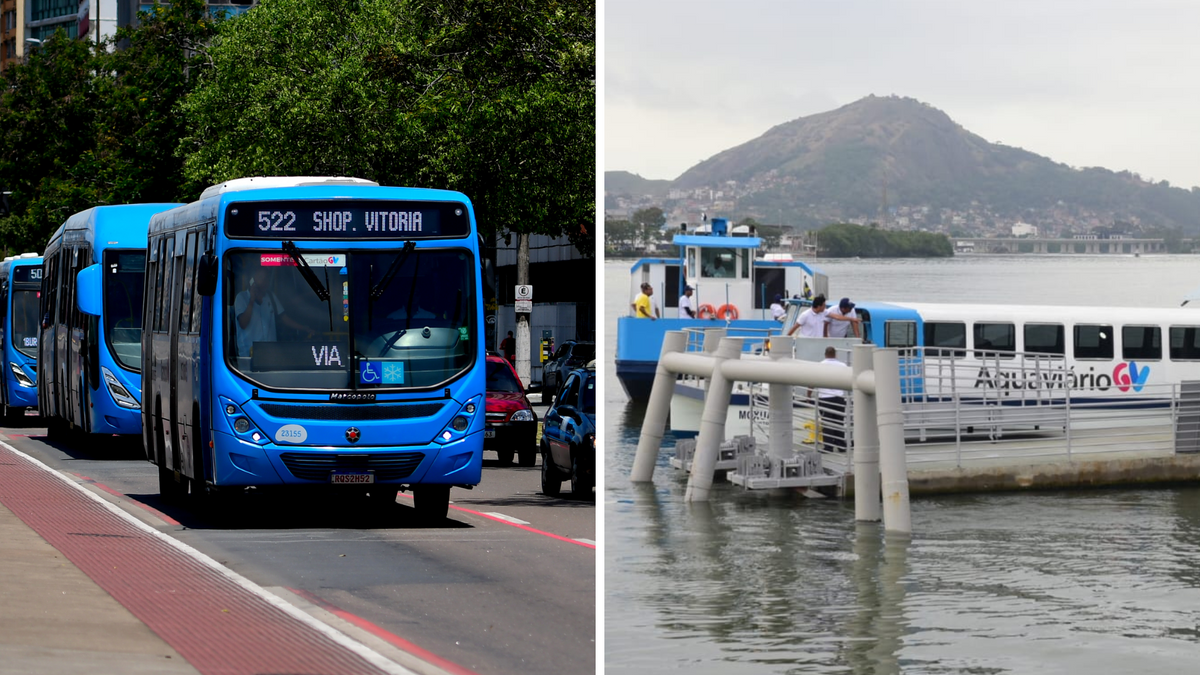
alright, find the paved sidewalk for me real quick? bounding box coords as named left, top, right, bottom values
left=0, top=501, right=199, bottom=675
left=0, top=440, right=410, bottom=675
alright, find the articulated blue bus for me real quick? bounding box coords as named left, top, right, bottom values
left=0, top=253, right=44, bottom=424
left=138, top=177, right=485, bottom=519
left=39, top=204, right=183, bottom=438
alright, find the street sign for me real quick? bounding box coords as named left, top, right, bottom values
left=515, top=299, right=532, bottom=313
left=515, top=285, right=532, bottom=301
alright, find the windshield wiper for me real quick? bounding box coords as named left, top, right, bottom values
left=282, top=241, right=330, bottom=301
left=370, top=241, right=416, bottom=300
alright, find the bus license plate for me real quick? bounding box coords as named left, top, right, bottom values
left=331, top=471, right=374, bottom=484
left=484, top=429, right=496, bottom=438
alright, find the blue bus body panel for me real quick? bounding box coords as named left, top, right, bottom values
left=2, top=257, right=42, bottom=409
left=42, top=204, right=183, bottom=434
left=149, top=184, right=485, bottom=488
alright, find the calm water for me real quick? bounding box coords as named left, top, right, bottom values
left=605, top=255, right=1200, bottom=674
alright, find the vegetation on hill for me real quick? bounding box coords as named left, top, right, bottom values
left=817, top=223, right=953, bottom=257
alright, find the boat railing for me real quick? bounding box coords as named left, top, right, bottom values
left=742, top=344, right=1184, bottom=470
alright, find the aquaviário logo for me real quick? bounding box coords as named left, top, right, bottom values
left=1113, top=362, right=1150, bottom=393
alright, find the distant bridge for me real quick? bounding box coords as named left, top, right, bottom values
left=954, top=237, right=1166, bottom=255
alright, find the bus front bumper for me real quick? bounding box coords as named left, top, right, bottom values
left=211, top=429, right=483, bottom=488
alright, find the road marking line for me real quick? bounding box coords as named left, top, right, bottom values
left=0, top=439, right=420, bottom=675
left=574, top=538, right=596, bottom=546
left=483, top=512, right=530, bottom=525
left=68, top=472, right=182, bottom=526
left=396, top=494, right=596, bottom=550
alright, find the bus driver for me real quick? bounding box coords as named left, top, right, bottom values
left=234, top=267, right=311, bottom=356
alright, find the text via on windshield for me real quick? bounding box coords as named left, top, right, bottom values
left=224, top=200, right=471, bottom=239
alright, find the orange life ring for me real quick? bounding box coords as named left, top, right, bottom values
left=697, top=304, right=716, bottom=319
left=716, top=304, right=739, bottom=320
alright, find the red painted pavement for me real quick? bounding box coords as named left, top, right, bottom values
left=0, top=443, right=400, bottom=675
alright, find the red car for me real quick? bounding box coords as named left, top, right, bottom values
left=485, top=354, right=538, bottom=466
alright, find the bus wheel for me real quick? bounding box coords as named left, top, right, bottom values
left=158, top=466, right=186, bottom=504
left=413, top=485, right=450, bottom=523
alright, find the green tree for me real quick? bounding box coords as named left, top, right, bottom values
left=631, top=207, right=664, bottom=249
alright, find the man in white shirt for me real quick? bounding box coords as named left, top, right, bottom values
left=815, top=346, right=850, bottom=452
left=678, top=285, right=696, bottom=319
left=786, top=295, right=827, bottom=338
left=825, top=297, right=861, bottom=339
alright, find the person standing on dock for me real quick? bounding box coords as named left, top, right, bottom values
left=787, top=294, right=827, bottom=337
left=632, top=282, right=659, bottom=319
left=678, top=285, right=696, bottom=319
left=826, top=298, right=861, bottom=339
left=815, top=346, right=850, bottom=452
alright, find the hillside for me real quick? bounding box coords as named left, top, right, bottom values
left=607, top=95, right=1200, bottom=234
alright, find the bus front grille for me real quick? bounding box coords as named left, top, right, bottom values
left=260, top=403, right=445, bottom=421
left=279, top=452, right=426, bottom=481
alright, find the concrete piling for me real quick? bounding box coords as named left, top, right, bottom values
left=684, top=337, right=743, bottom=502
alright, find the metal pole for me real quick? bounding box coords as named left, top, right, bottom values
left=853, top=344, right=881, bottom=522
left=631, top=331, right=689, bottom=482
left=684, top=336, right=743, bottom=502
left=768, top=336, right=795, bottom=461
left=873, top=348, right=911, bottom=534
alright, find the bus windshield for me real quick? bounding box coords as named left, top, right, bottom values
left=11, top=289, right=40, bottom=358
left=104, top=250, right=145, bottom=371
left=225, top=248, right=475, bottom=391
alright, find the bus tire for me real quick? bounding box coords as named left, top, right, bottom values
left=158, top=466, right=185, bottom=504
left=413, top=485, right=450, bottom=523
left=540, top=440, right=562, bottom=497
left=716, top=304, right=739, bottom=320
left=697, top=304, right=716, bottom=320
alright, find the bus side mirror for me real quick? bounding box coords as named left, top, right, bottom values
left=197, top=253, right=218, bottom=297
left=76, top=264, right=102, bottom=316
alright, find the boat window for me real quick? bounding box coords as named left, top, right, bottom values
left=738, top=250, right=749, bottom=279
left=687, top=248, right=697, bottom=281
left=699, top=248, right=736, bottom=279
left=885, top=320, right=916, bottom=352
left=1024, top=323, right=1064, bottom=356
left=1074, top=324, right=1113, bottom=360
left=974, top=322, right=1015, bottom=358
left=924, top=321, right=966, bottom=357
left=1122, top=325, right=1161, bottom=361
left=1169, top=326, right=1200, bottom=360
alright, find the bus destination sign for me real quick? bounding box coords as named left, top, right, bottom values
left=224, top=200, right=470, bottom=239
left=12, top=266, right=43, bottom=284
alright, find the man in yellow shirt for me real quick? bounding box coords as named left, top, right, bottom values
left=630, top=282, right=659, bottom=319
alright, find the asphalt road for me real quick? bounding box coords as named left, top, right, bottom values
left=3, top=411, right=595, bottom=675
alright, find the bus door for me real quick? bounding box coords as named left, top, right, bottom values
left=173, top=230, right=201, bottom=480
left=67, top=246, right=88, bottom=429
left=153, top=235, right=178, bottom=472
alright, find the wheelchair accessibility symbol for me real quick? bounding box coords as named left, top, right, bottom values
left=359, top=361, right=382, bottom=384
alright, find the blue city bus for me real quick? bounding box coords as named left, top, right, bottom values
left=39, top=204, right=183, bottom=438
left=136, top=177, right=485, bottom=519
left=0, top=253, right=44, bottom=424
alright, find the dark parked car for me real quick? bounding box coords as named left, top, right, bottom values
left=542, top=340, right=594, bottom=394
left=485, top=354, right=538, bottom=466
left=540, top=364, right=595, bottom=498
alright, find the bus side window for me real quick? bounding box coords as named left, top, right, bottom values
left=1074, top=324, right=1113, bottom=360
left=178, top=232, right=197, bottom=334
left=974, top=322, right=1015, bottom=358
left=1170, top=326, right=1200, bottom=360
left=1024, top=323, right=1064, bottom=356
left=924, top=321, right=966, bottom=357
left=191, top=231, right=206, bottom=333
left=1122, top=325, right=1161, bottom=361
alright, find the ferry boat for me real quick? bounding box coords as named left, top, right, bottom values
left=669, top=299, right=1200, bottom=435
left=615, top=218, right=826, bottom=399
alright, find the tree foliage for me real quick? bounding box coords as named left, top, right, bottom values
left=180, top=0, right=595, bottom=253
left=0, top=0, right=218, bottom=252
left=818, top=223, right=953, bottom=257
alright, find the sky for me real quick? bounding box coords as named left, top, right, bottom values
left=605, top=0, right=1200, bottom=189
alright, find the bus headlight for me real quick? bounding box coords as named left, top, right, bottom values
left=233, top=418, right=251, bottom=434
left=219, top=396, right=268, bottom=445
left=435, top=395, right=482, bottom=444
left=9, top=363, right=33, bottom=388
left=101, top=367, right=139, bottom=409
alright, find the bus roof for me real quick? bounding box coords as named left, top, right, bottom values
left=48, top=204, right=184, bottom=255
left=198, top=176, right=379, bottom=200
